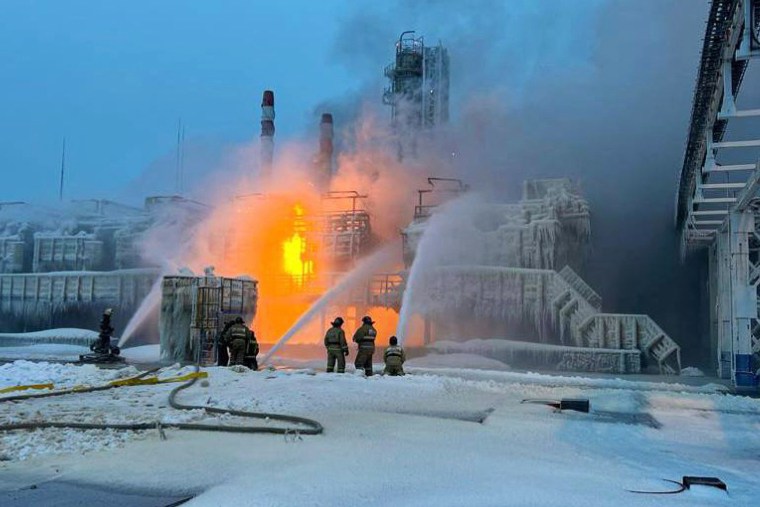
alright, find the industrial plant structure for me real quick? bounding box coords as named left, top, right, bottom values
left=160, top=270, right=258, bottom=364
left=400, top=178, right=682, bottom=374
left=0, top=197, right=206, bottom=333
left=0, top=27, right=693, bottom=379
left=675, top=0, right=760, bottom=389
left=384, top=31, right=450, bottom=159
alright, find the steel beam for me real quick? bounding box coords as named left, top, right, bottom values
left=730, top=108, right=760, bottom=117
left=692, top=210, right=730, bottom=216
left=733, top=161, right=760, bottom=211
left=678, top=0, right=760, bottom=390
left=713, top=139, right=760, bottom=149
left=699, top=183, right=748, bottom=190
left=694, top=197, right=738, bottom=203
left=703, top=163, right=756, bottom=173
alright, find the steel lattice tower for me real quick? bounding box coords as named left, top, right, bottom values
left=383, top=31, right=449, bottom=160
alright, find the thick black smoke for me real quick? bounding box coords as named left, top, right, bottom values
left=329, top=0, right=713, bottom=365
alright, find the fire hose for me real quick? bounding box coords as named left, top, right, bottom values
left=0, top=364, right=323, bottom=436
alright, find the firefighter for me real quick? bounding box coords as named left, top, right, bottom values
left=383, top=336, right=406, bottom=376
left=221, top=317, right=255, bottom=367
left=352, top=315, right=377, bottom=376
left=216, top=320, right=234, bottom=366
left=90, top=308, right=118, bottom=355
left=324, top=317, right=349, bottom=373
left=243, top=327, right=260, bottom=371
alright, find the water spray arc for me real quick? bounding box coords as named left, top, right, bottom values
left=118, top=272, right=166, bottom=348
left=262, top=245, right=397, bottom=364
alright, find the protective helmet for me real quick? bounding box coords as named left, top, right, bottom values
left=361, top=315, right=374, bottom=325
left=104, top=308, right=113, bottom=316
left=331, top=317, right=344, bottom=326
left=389, top=336, right=398, bottom=346
left=234, top=316, right=244, bottom=324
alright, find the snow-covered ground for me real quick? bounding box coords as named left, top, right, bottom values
left=0, top=328, right=101, bottom=362
left=0, top=328, right=99, bottom=347
left=407, top=351, right=510, bottom=370
left=0, top=342, right=160, bottom=363
left=1, top=360, right=758, bottom=505
left=0, top=344, right=90, bottom=361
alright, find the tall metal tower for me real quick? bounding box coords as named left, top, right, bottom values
left=383, top=31, right=450, bottom=159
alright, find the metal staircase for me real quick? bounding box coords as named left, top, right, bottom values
left=392, top=265, right=682, bottom=374
left=550, top=268, right=681, bottom=374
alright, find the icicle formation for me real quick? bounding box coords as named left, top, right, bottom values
left=430, top=338, right=641, bottom=374
left=397, top=179, right=592, bottom=345
left=402, top=178, right=590, bottom=272
left=159, top=273, right=258, bottom=364
left=417, top=266, right=555, bottom=341
left=0, top=269, right=156, bottom=330
left=397, top=178, right=681, bottom=373
left=159, top=276, right=196, bottom=362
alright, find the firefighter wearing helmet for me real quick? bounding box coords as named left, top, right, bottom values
left=221, top=316, right=258, bottom=368
left=324, top=316, right=349, bottom=373
left=383, top=335, right=406, bottom=376
left=352, top=315, right=377, bottom=376
left=90, top=307, right=118, bottom=355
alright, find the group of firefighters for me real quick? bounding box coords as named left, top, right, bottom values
left=218, top=314, right=406, bottom=376
left=89, top=308, right=405, bottom=375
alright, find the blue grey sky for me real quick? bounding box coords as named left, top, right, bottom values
left=0, top=0, right=365, bottom=202
left=0, top=0, right=609, bottom=204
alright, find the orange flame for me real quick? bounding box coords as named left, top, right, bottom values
left=169, top=108, right=429, bottom=348
left=282, top=204, right=314, bottom=287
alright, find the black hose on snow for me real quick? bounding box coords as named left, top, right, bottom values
left=0, top=364, right=323, bottom=436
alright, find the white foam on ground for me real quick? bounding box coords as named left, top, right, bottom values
left=0, top=344, right=89, bottom=361
left=407, top=352, right=510, bottom=371
left=0, top=360, right=757, bottom=505
left=120, top=344, right=161, bottom=363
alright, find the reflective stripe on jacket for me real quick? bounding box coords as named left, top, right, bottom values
left=383, top=345, right=405, bottom=366
left=352, top=324, right=377, bottom=348
left=230, top=324, right=248, bottom=340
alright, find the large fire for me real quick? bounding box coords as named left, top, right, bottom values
left=281, top=204, right=314, bottom=287
left=174, top=115, right=427, bottom=348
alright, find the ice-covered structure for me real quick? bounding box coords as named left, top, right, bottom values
left=402, top=179, right=681, bottom=374
left=159, top=272, right=258, bottom=364
left=403, top=179, right=591, bottom=271
left=0, top=197, right=208, bottom=333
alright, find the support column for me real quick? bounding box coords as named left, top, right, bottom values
left=718, top=211, right=758, bottom=389
left=708, top=242, right=720, bottom=373
left=715, top=230, right=733, bottom=378
left=729, top=212, right=757, bottom=388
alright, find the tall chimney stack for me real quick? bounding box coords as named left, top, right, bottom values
left=318, top=113, right=334, bottom=186
left=260, top=90, right=275, bottom=179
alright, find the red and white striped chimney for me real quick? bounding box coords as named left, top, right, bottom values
left=260, top=90, right=275, bottom=178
